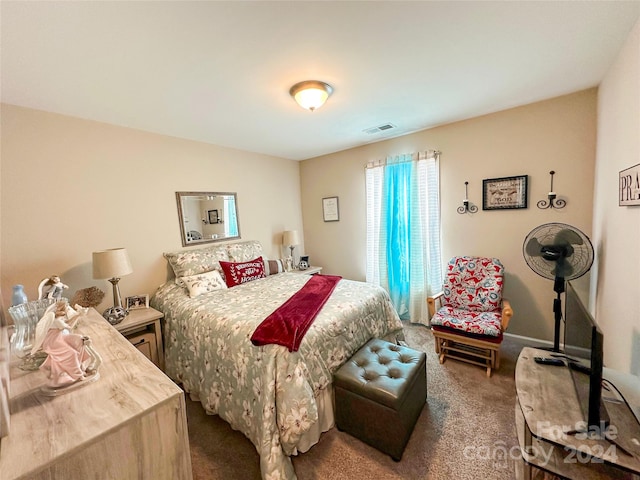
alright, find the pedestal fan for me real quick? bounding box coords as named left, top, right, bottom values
left=523, top=223, right=594, bottom=352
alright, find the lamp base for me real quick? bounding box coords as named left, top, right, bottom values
left=102, top=306, right=128, bottom=325
left=289, top=245, right=296, bottom=268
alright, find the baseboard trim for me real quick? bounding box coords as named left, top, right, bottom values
left=503, top=332, right=554, bottom=349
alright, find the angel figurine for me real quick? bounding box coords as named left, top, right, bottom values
left=32, top=301, right=101, bottom=392
left=38, top=275, right=69, bottom=300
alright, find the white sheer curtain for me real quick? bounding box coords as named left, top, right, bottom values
left=365, top=151, right=442, bottom=325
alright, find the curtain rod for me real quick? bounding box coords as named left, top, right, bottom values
left=365, top=149, right=441, bottom=169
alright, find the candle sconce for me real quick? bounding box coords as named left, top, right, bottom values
left=457, top=181, right=478, bottom=214
left=537, top=171, right=566, bottom=209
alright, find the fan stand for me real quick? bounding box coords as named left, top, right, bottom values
left=552, top=276, right=565, bottom=353
left=523, top=222, right=595, bottom=354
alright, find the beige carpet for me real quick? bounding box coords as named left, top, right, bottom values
left=186, top=324, right=534, bottom=479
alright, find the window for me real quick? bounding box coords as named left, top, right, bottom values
left=366, top=151, right=442, bottom=324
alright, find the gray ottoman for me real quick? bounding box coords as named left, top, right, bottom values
left=334, top=338, right=427, bottom=461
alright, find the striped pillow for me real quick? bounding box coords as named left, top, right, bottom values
left=263, top=257, right=287, bottom=275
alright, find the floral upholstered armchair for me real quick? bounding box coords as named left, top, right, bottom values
left=427, top=256, right=513, bottom=377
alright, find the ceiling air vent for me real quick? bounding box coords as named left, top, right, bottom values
left=363, top=123, right=397, bottom=135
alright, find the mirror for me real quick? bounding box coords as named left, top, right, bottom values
left=176, top=192, right=241, bottom=247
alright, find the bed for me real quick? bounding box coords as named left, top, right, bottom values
left=151, top=240, right=403, bottom=480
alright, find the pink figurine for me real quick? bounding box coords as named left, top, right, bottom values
left=32, top=301, right=101, bottom=389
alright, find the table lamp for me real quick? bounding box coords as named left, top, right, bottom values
left=92, top=248, right=133, bottom=325
left=282, top=230, right=300, bottom=266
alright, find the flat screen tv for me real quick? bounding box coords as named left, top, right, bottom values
left=563, top=281, right=608, bottom=431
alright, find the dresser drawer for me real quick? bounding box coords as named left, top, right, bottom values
left=127, top=330, right=159, bottom=365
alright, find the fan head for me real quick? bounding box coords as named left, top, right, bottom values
left=523, top=223, right=594, bottom=280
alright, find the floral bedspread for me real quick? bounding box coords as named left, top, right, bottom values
left=151, top=273, right=403, bottom=480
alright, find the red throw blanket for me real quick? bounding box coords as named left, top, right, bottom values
left=251, top=274, right=342, bottom=352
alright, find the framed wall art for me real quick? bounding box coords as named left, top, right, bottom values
left=482, top=175, right=528, bottom=210
left=619, top=163, right=640, bottom=206
left=207, top=209, right=219, bottom=224
left=322, top=196, right=340, bottom=222
left=125, top=294, right=149, bottom=310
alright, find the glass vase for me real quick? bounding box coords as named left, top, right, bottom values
left=8, top=298, right=58, bottom=370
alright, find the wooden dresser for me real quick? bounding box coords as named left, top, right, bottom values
left=0, top=308, right=192, bottom=480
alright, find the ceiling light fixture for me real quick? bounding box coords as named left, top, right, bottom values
left=289, top=80, right=333, bottom=112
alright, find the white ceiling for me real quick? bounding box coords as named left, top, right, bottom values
left=2, top=1, right=639, bottom=161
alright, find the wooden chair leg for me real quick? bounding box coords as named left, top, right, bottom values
left=438, top=338, right=448, bottom=363
left=488, top=350, right=496, bottom=377
left=434, top=337, right=440, bottom=354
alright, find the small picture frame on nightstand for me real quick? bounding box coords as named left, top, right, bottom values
left=125, top=294, right=149, bottom=310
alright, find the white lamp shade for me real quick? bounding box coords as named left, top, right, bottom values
left=289, top=81, right=333, bottom=111
left=294, top=88, right=328, bottom=111
left=283, top=230, right=300, bottom=247
left=92, top=248, right=133, bottom=279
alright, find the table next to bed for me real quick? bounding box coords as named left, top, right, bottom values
left=289, top=266, right=322, bottom=275
left=114, top=306, right=165, bottom=370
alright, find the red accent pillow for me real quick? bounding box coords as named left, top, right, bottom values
left=219, top=257, right=266, bottom=287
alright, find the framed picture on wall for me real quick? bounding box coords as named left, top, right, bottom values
left=322, top=196, right=340, bottom=222
left=207, top=209, right=219, bottom=224
left=482, top=175, right=528, bottom=210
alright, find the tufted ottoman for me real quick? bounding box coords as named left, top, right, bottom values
left=334, top=338, right=427, bottom=461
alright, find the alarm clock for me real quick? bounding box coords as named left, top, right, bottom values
left=298, top=260, right=309, bottom=270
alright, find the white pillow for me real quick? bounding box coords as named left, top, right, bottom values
left=180, top=270, right=228, bottom=298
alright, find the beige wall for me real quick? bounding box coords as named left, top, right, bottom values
left=0, top=86, right=615, bottom=349
left=301, top=89, right=597, bottom=341
left=0, top=105, right=303, bottom=314
left=593, top=18, right=640, bottom=373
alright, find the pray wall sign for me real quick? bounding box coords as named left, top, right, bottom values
left=619, top=163, right=640, bottom=206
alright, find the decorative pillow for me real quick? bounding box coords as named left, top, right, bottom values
left=164, top=246, right=230, bottom=286
left=180, top=270, right=227, bottom=298
left=227, top=241, right=263, bottom=263
left=443, top=256, right=503, bottom=312
left=262, top=257, right=287, bottom=276
left=430, top=306, right=503, bottom=337
left=219, top=257, right=266, bottom=287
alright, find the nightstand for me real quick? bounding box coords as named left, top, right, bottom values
left=115, top=307, right=164, bottom=370
left=291, top=266, right=323, bottom=275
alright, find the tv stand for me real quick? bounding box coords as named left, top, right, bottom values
left=515, top=347, right=640, bottom=479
